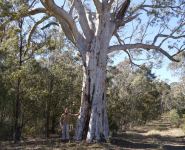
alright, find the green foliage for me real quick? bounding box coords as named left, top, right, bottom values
left=182, top=124, right=185, bottom=133
left=180, top=114, right=185, bottom=133
left=181, top=114, right=185, bottom=133
left=107, top=62, right=162, bottom=131
left=0, top=121, right=13, bottom=140
left=108, top=115, right=119, bottom=135
left=168, top=109, right=181, bottom=127
left=0, top=13, right=82, bottom=139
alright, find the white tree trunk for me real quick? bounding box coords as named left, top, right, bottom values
left=86, top=65, right=109, bottom=142
left=74, top=10, right=114, bottom=142
left=75, top=37, right=109, bottom=142
left=75, top=66, right=91, bottom=141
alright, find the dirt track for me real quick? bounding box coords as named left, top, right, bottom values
left=1, top=116, right=185, bottom=150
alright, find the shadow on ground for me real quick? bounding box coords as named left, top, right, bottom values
left=1, top=115, right=185, bottom=150
left=110, top=132, right=185, bottom=150
left=1, top=133, right=185, bottom=150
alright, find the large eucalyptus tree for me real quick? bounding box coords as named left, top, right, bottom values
left=6, top=0, right=185, bottom=142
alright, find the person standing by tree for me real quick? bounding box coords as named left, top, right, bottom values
left=60, top=107, right=79, bottom=142
left=60, top=108, right=70, bottom=142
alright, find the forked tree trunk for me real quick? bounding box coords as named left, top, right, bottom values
left=75, top=38, right=109, bottom=142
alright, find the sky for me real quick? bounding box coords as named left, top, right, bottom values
left=112, top=52, right=180, bottom=83
left=36, top=0, right=182, bottom=83
left=108, top=0, right=182, bottom=83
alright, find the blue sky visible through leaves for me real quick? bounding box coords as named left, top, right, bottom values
left=112, top=52, right=180, bottom=83
left=36, top=0, right=181, bottom=83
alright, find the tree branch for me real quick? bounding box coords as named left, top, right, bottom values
left=74, top=0, right=92, bottom=41
left=27, top=16, right=50, bottom=47
left=21, top=8, right=47, bottom=17
left=23, top=42, right=46, bottom=62
left=113, top=0, right=133, bottom=32
left=153, top=22, right=185, bottom=47
left=153, top=33, right=185, bottom=45
left=40, top=0, right=87, bottom=54
left=141, top=4, right=182, bottom=9
left=69, top=0, right=75, bottom=15
left=40, top=0, right=79, bottom=40
left=41, top=22, right=59, bottom=30
left=115, top=0, right=130, bottom=21
left=108, top=43, right=181, bottom=62
left=87, top=11, right=96, bottom=32
left=5, top=8, right=47, bottom=24
left=93, top=0, right=102, bottom=13
left=116, top=13, right=140, bottom=29
left=114, top=32, right=141, bottom=68
left=107, top=0, right=115, bottom=10
left=124, top=50, right=142, bottom=68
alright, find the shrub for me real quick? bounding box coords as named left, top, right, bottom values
left=181, top=114, right=185, bottom=133
left=168, top=109, right=180, bottom=127
left=0, top=121, right=13, bottom=140
left=108, top=115, right=119, bottom=136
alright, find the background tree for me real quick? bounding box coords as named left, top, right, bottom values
left=107, top=60, right=162, bottom=131
left=169, top=50, right=185, bottom=116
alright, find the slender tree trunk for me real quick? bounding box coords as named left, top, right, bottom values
left=14, top=20, right=23, bottom=143
left=75, top=38, right=109, bottom=142
left=45, top=75, right=54, bottom=138
left=45, top=99, right=50, bottom=138
left=14, top=78, right=22, bottom=143
left=51, top=115, right=56, bottom=134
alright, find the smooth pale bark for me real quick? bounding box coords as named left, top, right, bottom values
left=86, top=65, right=109, bottom=142
left=75, top=31, right=111, bottom=142
left=75, top=66, right=91, bottom=140
left=75, top=55, right=109, bottom=141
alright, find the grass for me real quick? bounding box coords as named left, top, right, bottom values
left=0, top=139, right=114, bottom=150
left=1, top=115, right=185, bottom=150
left=143, top=128, right=185, bottom=137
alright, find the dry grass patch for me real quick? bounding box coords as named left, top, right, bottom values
left=143, top=128, right=185, bottom=137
